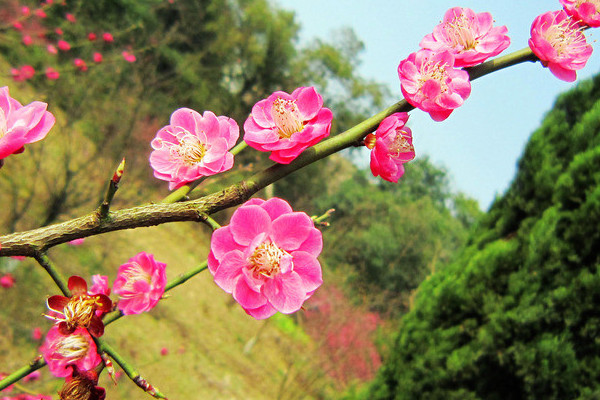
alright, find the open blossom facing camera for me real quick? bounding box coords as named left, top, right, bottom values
left=40, top=325, right=101, bottom=378
left=149, top=108, right=239, bottom=190
left=46, top=276, right=112, bottom=338
left=561, top=0, right=600, bottom=27
left=208, top=197, right=323, bottom=319
left=529, top=10, right=593, bottom=82
left=420, top=7, right=510, bottom=67
left=366, top=113, right=415, bottom=183
left=243, top=86, right=333, bottom=164
left=0, top=86, right=55, bottom=161
left=398, top=50, right=471, bottom=122
left=113, top=252, right=167, bottom=315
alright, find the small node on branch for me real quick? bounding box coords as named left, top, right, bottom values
left=133, top=375, right=168, bottom=399
left=99, top=158, right=126, bottom=219
left=312, top=208, right=335, bottom=227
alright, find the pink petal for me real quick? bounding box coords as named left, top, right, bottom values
left=213, top=250, right=246, bottom=292
left=271, top=212, right=313, bottom=251
left=245, top=302, right=278, bottom=319
left=229, top=205, right=272, bottom=246
left=263, top=272, right=305, bottom=313
left=170, top=108, right=199, bottom=133
left=290, top=251, right=322, bottom=292
left=259, top=197, right=293, bottom=220
left=233, top=279, right=267, bottom=310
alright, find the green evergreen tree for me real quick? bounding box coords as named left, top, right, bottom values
left=368, top=74, right=600, bottom=399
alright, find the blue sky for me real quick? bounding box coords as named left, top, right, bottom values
left=275, top=0, right=600, bottom=210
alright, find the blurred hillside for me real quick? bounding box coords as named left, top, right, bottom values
left=0, top=0, right=480, bottom=398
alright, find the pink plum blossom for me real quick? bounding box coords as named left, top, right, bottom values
left=46, top=44, right=58, bottom=54
left=208, top=197, right=323, bottom=319
left=10, top=65, right=35, bottom=82
left=366, top=113, right=416, bottom=183
left=0, top=273, right=15, bottom=288
left=21, top=6, right=30, bottom=15
left=88, top=32, right=97, bottom=41
left=0, top=86, right=55, bottom=161
left=55, top=27, right=63, bottom=35
left=22, top=35, right=33, bottom=46
left=13, top=21, right=23, bottom=31
left=65, top=13, right=76, bottom=23
left=561, top=0, right=600, bottom=27
left=102, top=32, right=114, bottom=42
left=93, top=52, right=103, bottom=63
left=398, top=49, right=471, bottom=121
left=121, top=50, right=136, bottom=63
left=57, top=40, right=71, bottom=51
left=89, top=275, right=110, bottom=297
left=529, top=10, right=593, bottom=82
left=34, top=9, right=47, bottom=18
left=32, top=327, right=43, bottom=340
left=419, top=7, right=510, bottom=67
left=73, top=58, right=88, bottom=72
left=40, top=325, right=101, bottom=378
left=149, top=108, right=239, bottom=190
left=243, top=86, right=333, bottom=164
left=45, top=67, right=59, bottom=80
left=113, top=252, right=167, bottom=315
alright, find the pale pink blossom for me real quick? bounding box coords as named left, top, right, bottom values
left=89, top=275, right=110, bottom=297
left=208, top=197, right=323, bottom=319
left=57, top=40, right=71, bottom=51
left=102, top=32, right=114, bottom=42
left=561, top=0, right=600, bottom=27
left=121, top=50, right=136, bottom=63
left=22, top=35, right=33, bottom=46
left=150, top=108, right=239, bottom=190
left=46, top=44, right=58, bottom=54
left=529, top=10, right=593, bottom=82
left=113, top=252, right=167, bottom=315
left=0, top=273, right=15, bottom=288
left=0, top=86, right=55, bottom=160
left=45, top=67, right=60, bottom=80
left=243, top=86, right=333, bottom=164
left=40, top=325, right=101, bottom=378
left=398, top=49, right=471, bottom=121
left=420, top=7, right=510, bottom=67
left=367, top=113, right=416, bottom=183
left=93, top=52, right=103, bottom=63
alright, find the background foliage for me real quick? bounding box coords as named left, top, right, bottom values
left=368, top=73, right=600, bottom=399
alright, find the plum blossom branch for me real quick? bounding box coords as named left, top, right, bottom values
left=0, top=46, right=540, bottom=258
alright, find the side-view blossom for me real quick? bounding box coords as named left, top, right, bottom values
left=58, top=368, right=105, bottom=400
left=420, top=7, right=510, bottom=67
left=243, top=86, right=333, bottom=164
left=366, top=112, right=416, bottom=183
left=113, top=252, right=167, bottom=315
left=529, top=10, right=593, bottom=82
left=89, top=275, right=110, bottom=297
left=208, top=197, right=323, bottom=319
left=0, top=86, right=55, bottom=161
left=561, top=0, right=600, bottom=27
left=40, top=325, right=101, bottom=378
left=149, top=108, right=239, bottom=190
left=46, top=276, right=112, bottom=337
left=398, top=49, right=471, bottom=121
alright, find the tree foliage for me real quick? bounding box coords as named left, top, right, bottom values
left=368, top=73, right=600, bottom=399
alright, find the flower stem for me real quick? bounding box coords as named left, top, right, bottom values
left=0, top=357, right=45, bottom=392
left=203, top=215, right=221, bottom=231
left=95, top=338, right=168, bottom=399
left=99, top=158, right=126, bottom=219
left=34, top=252, right=70, bottom=297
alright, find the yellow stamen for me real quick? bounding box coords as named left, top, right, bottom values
left=248, top=242, right=290, bottom=278
left=271, top=98, right=304, bottom=139
left=170, top=133, right=207, bottom=166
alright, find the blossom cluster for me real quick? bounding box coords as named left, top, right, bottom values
left=6, top=1, right=138, bottom=82
left=39, top=252, right=166, bottom=390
